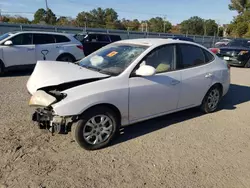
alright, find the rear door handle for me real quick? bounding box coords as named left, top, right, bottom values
left=170, top=80, right=180, bottom=85
left=205, top=73, right=213, bottom=78
left=27, top=48, right=34, bottom=51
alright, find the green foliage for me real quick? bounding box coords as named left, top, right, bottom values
left=229, top=0, right=250, bottom=14
left=148, top=17, right=172, bottom=32
left=33, top=8, right=56, bottom=25
left=180, top=16, right=204, bottom=35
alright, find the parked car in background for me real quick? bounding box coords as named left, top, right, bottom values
left=215, top=39, right=250, bottom=68
left=0, top=31, right=84, bottom=75
left=27, top=38, right=230, bottom=150
left=215, top=38, right=232, bottom=47
left=75, top=32, right=121, bottom=56
left=172, top=36, right=194, bottom=42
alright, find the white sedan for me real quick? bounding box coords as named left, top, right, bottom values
left=27, top=38, right=230, bottom=150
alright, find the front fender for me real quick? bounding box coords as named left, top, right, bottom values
left=52, top=81, right=129, bottom=125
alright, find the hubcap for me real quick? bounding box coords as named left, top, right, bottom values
left=207, top=89, right=220, bottom=110
left=83, top=115, right=113, bottom=145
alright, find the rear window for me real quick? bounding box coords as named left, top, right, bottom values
left=54, top=35, right=70, bottom=43
left=203, top=49, right=215, bottom=63
left=109, top=35, right=121, bottom=42
left=97, top=34, right=110, bottom=42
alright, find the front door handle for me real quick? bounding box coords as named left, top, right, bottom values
left=27, top=48, right=35, bottom=51
left=170, top=80, right=180, bottom=85
left=205, top=73, right=213, bottom=78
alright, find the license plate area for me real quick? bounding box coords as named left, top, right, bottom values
left=223, top=56, right=230, bottom=60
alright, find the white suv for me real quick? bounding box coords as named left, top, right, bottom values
left=0, top=31, right=85, bottom=74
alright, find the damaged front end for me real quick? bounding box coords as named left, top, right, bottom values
left=29, top=90, right=75, bottom=135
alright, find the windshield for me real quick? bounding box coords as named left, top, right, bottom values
left=78, top=44, right=148, bottom=76
left=227, top=40, right=250, bottom=48
left=0, top=33, right=10, bottom=41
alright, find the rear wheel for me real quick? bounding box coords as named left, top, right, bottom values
left=0, top=61, right=5, bottom=76
left=57, top=54, right=75, bottom=63
left=244, top=60, right=250, bottom=68
left=201, top=85, right=222, bottom=113
left=72, top=106, right=120, bottom=150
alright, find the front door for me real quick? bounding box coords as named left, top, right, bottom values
left=2, top=33, right=35, bottom=67
left=129, top=44, right=181, bottom=122
left=176, top=44, right=213, bottom=108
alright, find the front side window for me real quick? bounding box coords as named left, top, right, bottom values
left=11, top=34, right=32, bottom=45
left=140, top=45, right=175, bottom=73
left=178, top=44, right=205, bottom=69
left=33, top=34, right=55, bottom=44
left=78, top=44, right=148, bottom=76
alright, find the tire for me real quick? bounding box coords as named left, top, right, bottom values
left=200, top=85, right=222, bottom=113
left=57, top=54, right=75, bottom=63
left=0, top=61, right=5, bottom=76
left=244, top=60, right=250, bottom=68
left=72, top=106, right=120, bottom=150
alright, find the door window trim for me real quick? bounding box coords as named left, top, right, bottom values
left=176, top=43, right=214, bottom=70
left=130, top=44, right=178, bottom=77
left=9, top=33, right=34, bottom=46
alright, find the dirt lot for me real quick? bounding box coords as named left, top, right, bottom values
left=0, top=67, right=250, bottom=188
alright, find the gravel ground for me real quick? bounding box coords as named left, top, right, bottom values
left=0, top=67, right=250, bottom=188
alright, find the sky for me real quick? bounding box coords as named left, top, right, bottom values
left=0, top=0, right=238, bottom=25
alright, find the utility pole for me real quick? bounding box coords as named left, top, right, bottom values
left=45, top=0, right=49, bottom=10
left=163, top=16, right=167, bottom=33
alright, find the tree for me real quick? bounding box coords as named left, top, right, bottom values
left=121, top=19, right=140, bottom=31
left=180, top=16, right=204, bottom=35
left=75, top=11, right=94, bottom=27
left=147, top=17, right=171, bottom=32
left=170, top=24, right=181, bottom=34
left=45, top=9, right=57, bottom=25
left=57, top=16, right=73, bottom=26
left=33, top=8, right=57, bottom=25
left=33, top=8, right=46, bottom=24
left=205, top=19, right=218, bottom=36
left=229, top=0, right=250, bottom=14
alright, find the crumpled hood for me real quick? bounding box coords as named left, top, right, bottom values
left=27, top=61, right=108, bottom=95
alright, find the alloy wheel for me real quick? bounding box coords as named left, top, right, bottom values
left=83, top=115, right=113, bottom=145
left=207, top=89, right=220, bottom=110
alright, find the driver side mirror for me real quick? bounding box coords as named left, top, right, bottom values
left=135, top=65, right=156, bottom=77
left=4, top=40, right=13, bottom=46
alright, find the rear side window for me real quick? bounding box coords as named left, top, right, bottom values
left=33, top=34, right=55, bottom=44
left=178, top=44, right=205, bottom=69
left=109, top=35, right=121, bottom=42
left=11, top=34, right=32, bottom=45
left=54, top=35, right=70, bottom=43
left=97, top=34, right=110, bottom=42
left=203, top=49, right=215, bottom=63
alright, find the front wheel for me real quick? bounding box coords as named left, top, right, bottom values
left=57, top=54, right=75, bottom=63
left=72, top=106, right=120, bottom=150
left=201, top=86, right=221, bottom=113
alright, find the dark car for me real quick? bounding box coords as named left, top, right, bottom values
left=75, top=32, right=121, bottom=56
left=172, top=36, right=194, bottom=42
left=216, top=39, right=250, bottom=68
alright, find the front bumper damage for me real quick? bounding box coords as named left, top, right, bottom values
left=32, top=108, right=75, bottom=135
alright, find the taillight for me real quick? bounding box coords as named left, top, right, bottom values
left=77, top=45, right=84, bottom=50
left=209, top=48, right=219, bottom=54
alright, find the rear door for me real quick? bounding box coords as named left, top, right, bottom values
left=33, top=33, right=58, bottom=61
left=176, top=44, right=213, bottom=108
left=2, top=33, right=35, bottom=67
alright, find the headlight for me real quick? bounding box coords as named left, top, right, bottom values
left=239, top=50, right=248, bottom=55
left=29, top=90, right=57, bottom=107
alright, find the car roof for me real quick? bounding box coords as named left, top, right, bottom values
left=77, top=32, right=120, bottom=36
left=114, top=38, right=200, bottom=47
left=9, top=31, right=74, bottom=37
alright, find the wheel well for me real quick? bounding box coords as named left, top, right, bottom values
left=211, top=83, right=223, bottom=95
left=0, top=59, right=5, bottom=67
left=56, top=53, right=76, bottom=62
left=82, top=103, right=122, bottom=123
